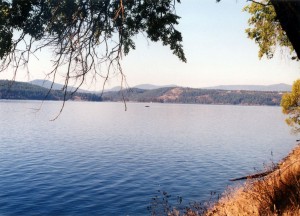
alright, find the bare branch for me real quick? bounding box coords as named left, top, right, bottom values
left=247, top=0, right=271, bottom=6
left=0, top=0, right=185, bottom=118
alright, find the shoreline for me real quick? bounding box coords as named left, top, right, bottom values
left=205, top=144, right=300, bottom=215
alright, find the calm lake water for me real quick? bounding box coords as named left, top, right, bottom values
left=0, top=101, right=296, bottom=215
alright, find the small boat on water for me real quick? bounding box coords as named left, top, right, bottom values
left=145, top=105, right=150, bottom=107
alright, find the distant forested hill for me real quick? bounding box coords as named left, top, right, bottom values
left=0, top=80, right=101, bottom=101
left=0, top=80, right=285, bottom=106
left=205, top=83, right=291, bottom=92
left=102, top=87, right=284, bottom=106
left=29, top=79, right=91, bottom=93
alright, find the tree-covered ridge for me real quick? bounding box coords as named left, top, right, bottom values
left=102, top=87, right=284, bottom=106
left=0, top=80, right=285, bottom=106
left=0, top=80, right=101, bottom=101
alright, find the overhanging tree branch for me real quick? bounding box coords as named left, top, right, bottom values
left=270, top=0, right=300, bottom=59
left=247, top=0, right=271, bottom=6
left=0, top=0, right=186, bottom=108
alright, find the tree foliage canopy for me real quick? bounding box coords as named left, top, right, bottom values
left=0, top=0, right=299, bottom=95
left=243, top=0, right=296, bottom=60
left=0, top=0, right=185, bottom=93
left=281, top=80, right=300, bottom=133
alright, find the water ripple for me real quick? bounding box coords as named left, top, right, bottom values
left=0, top=102, right=296, bottom=215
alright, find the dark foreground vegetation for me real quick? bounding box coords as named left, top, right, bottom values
left=102, top=87, right=284, bottom=106
left=0, top=80, right=101, bottom=101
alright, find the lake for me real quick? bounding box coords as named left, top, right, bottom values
left=0, top=101, right=296, bottom=215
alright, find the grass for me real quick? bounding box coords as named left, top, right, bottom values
left=150, top=144, right=300, bottom=215
left=206, top=144, right=300, bottom=216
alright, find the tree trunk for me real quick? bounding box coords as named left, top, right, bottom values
left=271, top=0, right=300, bottom=59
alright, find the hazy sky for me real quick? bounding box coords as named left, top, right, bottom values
left=4, top=0, right=300, bottom=90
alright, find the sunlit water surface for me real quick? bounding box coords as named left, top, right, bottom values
left=0, top=101, right=296, bottom=215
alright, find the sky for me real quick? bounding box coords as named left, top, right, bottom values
left=3, top=0, right=300, bottom=91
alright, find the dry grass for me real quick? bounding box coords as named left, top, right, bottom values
left=150, top=145, right=300, bottom=216
left=206, top=144, right=300, bottom=216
